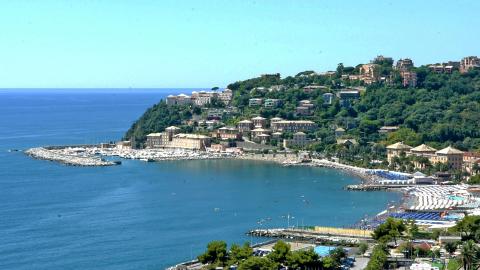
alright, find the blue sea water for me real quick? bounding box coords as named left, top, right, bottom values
left=0, top=89, right=399, bottom=270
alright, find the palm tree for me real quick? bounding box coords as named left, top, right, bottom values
left=460, top=240, right=478, bottom=270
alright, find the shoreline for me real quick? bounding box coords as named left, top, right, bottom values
left=23, top=145, right=407, bottom=222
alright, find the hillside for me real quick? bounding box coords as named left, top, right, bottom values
left=124, top=63, right=480, bottom=154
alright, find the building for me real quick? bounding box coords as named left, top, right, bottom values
left=217, top=89, right=233, bottom=105
left=358, top=63, right=379, bottom=84
left=386, top=142, right=412, bottom=164
left=409, top=144, right=437, bottom=169
left=257, top=134, right=271, bottom=145
left=303, top=85, right=326, bottom=93
left=337, top=90, right=360, bottom=107
left=336, top=138, right=358, bottom=146
left=264, top=99, right=282, bottom=108
left=283, top=132, right=311, bottom=148
left=251, top=116, right=267, bottom=128
left=299, top=100, right=315, bottom=109
left=250, top=128, right=270, bottom=138
left=296, top=106, right=311, bottom=116
left=322, top=93, right=334, bottom=105
left=430, top=146, right=464, bottom=170
left=210, top=144, right=227, bottom=152
left=270, top=117, right=283, bottom=124
left=463, top=152, right=480, bottom=175
left=372, top=55, right=393, bottom=64
left=296, top=100, right=315, bottom=116
left=410, top=144, right=437, bottom=156
left=215, top=127, right=242, bottom=141
left=116, top=140, right=132, bottom=149
left=271, top=120, right=318, bottom=133
left=237, top=120, right=253, bottom=133
left=169, top=134, right=211, bottom=150
left=428, top=64, right=454, bottom=74
left=166, top=94, right=192, bottom=106
left=269, top=85, right=286, bottom=92
left=271, top=132, right=282, bottom=140
left=146, top=125, right=211, bottom=150
left=395, top=58, right=414, bottom=71
left=165, top=126, right=181, bottom=136
left=249, top=98, right=263, bottom=107
left=146, top=133, right=169, bottom=148
left=460, top=56, right=480, bottom=73
left=400, top=71, right=417, bottom=87
left=379, top=126, right=399, bottom=134
left=335, top=127, right=345, bottom=137
left=191, top=91, right=212, bottom=107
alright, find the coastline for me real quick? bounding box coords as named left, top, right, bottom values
left=24, top=145, right=405, bottom=220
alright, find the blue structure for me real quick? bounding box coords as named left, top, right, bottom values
left=389, top=212, right=442, bottom=221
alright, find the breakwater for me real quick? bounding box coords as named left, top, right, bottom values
left=25, top=147, right=117, bottom=166
left=247, top=228, right=372, bottom=245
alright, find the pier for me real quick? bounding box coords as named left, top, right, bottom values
left=247, top=227, right=373, bottom=245
left=345, top=184, right=407, bottom=191
left=25, top=147, right=117, bottom=166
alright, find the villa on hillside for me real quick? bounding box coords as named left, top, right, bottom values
left=387, top=142, right=467, bottom=170
left=271, top=120, right=318, bottom=133
left=283, top=132, right=312, bottom=148
left=166, top=89, right=233, bottom=107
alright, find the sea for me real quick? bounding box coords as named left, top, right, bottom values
left=0, top=89, right=400, bottom=270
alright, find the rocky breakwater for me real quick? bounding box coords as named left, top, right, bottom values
left=25, top=147, right=116, bottom=166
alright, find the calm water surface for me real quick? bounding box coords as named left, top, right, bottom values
left=0, top=89, right=399, bottom=270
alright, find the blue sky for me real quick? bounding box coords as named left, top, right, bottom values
left=0, top=1, right=479, bottom=88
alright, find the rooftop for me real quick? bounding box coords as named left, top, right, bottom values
left=436, top=146, right=464, bottom=155
left=275, top=120, right=316, bottom=124
left=411, top=144, right=437, bottom=152
left=386, top=142, right=412, bottom=150
left=238, top=120, right=253, bottom=123
left=174, top=133, right=210, bottom=139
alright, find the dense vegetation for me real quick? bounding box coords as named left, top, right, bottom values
left=196, top=240, right=345, bottom=270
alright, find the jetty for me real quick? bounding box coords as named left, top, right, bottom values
left=25, top=147, right=117, bottom=166
left=247, top=227, right=373, bottom=245
left=345, top=184, right=392, bottom=191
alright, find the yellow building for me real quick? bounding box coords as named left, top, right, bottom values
left=169, top=134, right=211, bottom=150
left=386, top=142, right=412, bottom=164
left=409, top=144, right=437, bottom=169
left=430, top=146, right=464, bottom=170
left=146, top=131, right=211, bottom=151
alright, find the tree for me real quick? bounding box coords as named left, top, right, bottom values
left=358, top=242, right=368, bottom=256
left=229, top=243, right=253, bottom=265
left=460, top=240, right=479, bottom=270
left=336, top=63, right=344, bottom=78
left=450, top=215, right=480, bottom=241
left=329, top=247, right=347, bottom=265
left=445, top=241, right=459, bottom=256
left=197, top=240, right=228, bottom=266
left=286, top=249, right=320, bottom=269
left=372, top=218, right=406, bottom=245
left=468, top=174, right=480, bottom=185
left=267, top=240, right=291, bottom=265
left=322, top=256, right=336, bottom=270
left=238, top=257, right=276, bottom=270
left=365, top=244, right=388, bottom=270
